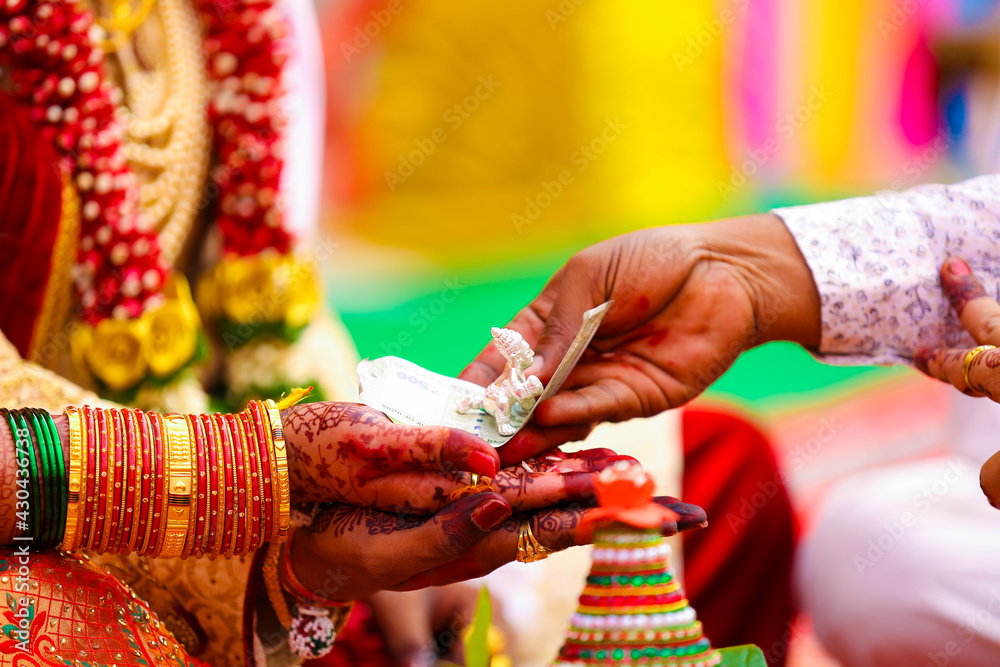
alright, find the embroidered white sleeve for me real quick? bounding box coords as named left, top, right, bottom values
left=773, top=174, right=1000, bottom=366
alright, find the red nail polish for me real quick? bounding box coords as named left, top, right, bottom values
left=471, top=498, right=511, bottom=531
left=949, top=258, right=971, bottom=276
left=467, top=451, right=498, bottom=477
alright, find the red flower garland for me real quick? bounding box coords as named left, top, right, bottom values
left=0, top=0, right=296, bottom=327
left=0, top=0, right=167, bottom=325
left=197, top=0, right=293, bottom=256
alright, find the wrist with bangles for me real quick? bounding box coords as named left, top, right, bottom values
left=262, top=525, right=354, bottom=659
left=54, top=400, right=290, bottom=559
left=0, top=399, right=322, bottom=658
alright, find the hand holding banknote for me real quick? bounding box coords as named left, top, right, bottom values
left=459, top=217, right=821, bottom=463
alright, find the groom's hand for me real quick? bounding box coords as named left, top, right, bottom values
left=461, top=215, right=821, bottom=464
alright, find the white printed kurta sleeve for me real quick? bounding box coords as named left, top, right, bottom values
left=772, top=174, right=1000, bottom=366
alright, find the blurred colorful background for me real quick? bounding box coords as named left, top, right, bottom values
left=312, top=1, right=1000, bottom=662
left=316, top=0, right=999, bottom=408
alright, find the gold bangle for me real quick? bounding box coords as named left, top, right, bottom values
left=516, top=520, right=552, bottom=563
left=62, top=407, right=85, bottom=552
left=262, top=399, right=290, bottom=544
left=963, top=345, right=996, bottom=390
left=160, top=414, right=194, bottom=559
left=263, top=540, right=294, bottom=630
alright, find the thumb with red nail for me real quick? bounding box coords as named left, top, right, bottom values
left=913, top=257, right=1000, bottom=399
left=912, top=258, right=1000, bottom=506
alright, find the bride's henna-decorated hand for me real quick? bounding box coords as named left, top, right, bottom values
left=397, top=496, right=706, bottom=590
left=289, top=494, right=707, bottom=601
left=459, top=216, right=821, bottom=465
left=282, top=401, right=628, bottom=512
left=281, top=402, right=501, bottom=505
left=353, top=447, right=636, bottom=515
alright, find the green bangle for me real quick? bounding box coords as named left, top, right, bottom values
left=28, top=409, right=60, bottom=549
left=9, top=410, right=40, bottom=543
left=27, top=410, right=55, bottom=549
left=24, top=410, right=51, bottom=548
left=0, top=410, right=31, bottom=540
left=21, top=410, right=47, bottom=546
left=36, top=410, right=65, bottom=549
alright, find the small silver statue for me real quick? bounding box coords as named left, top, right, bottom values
left=457, top=327, right=543, bottom=436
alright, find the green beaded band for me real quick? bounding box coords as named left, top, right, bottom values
left=575, top=639, right=713, bottom=661
left=586, top=572, right=673, bottom=587
left=0, top=409, right=32, bottom=541
left=37, top=410, right=66, bottom=549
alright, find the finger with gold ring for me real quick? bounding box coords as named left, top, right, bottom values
left=963, top=345, right=996, bottom=390
left=516, top=519, right=553, bottom=563
left=448, top=472, right=493, bottom=502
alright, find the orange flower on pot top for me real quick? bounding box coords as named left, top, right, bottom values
left=577, top=460, right=678, bottom=542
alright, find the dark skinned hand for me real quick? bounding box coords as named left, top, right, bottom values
left=460, top=216, right=821, bottom=464
left=288, top=493, right=706, bottom=602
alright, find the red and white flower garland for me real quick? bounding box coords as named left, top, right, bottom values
left=197, top=0, right=293, bottom=257
left=0, top=0, right=167, bottom=325
left=0, top=0, right=298, bottom=390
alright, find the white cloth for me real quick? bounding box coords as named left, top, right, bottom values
left=774, top=177, right=1000, bottom=666
left=796, top=455, right=1000, bottom=667
left=774, top=174, right=1000, bottom=367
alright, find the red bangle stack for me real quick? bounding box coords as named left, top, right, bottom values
left=59, top=402, right=289, bottom=560
left=247, top=402, right=274, bottom=543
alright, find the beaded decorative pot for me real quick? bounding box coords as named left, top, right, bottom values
left=552, top=527, right=722, bottom=667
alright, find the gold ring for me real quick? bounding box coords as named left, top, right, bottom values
left=447, top=472, right=493, bottom=502
left=963, top=345, right=996, bottom=390
left=516, top=520, right=553, bottom=563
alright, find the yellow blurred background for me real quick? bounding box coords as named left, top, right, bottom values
left=315, top=0, right=1000, bottom=411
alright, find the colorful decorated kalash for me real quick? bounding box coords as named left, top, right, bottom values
left=551, top=462, right=767, bottom=667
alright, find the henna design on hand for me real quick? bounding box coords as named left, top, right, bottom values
left=283, top=403, right=403, bottom=504
left=310, top=503, right=423, bottom=539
